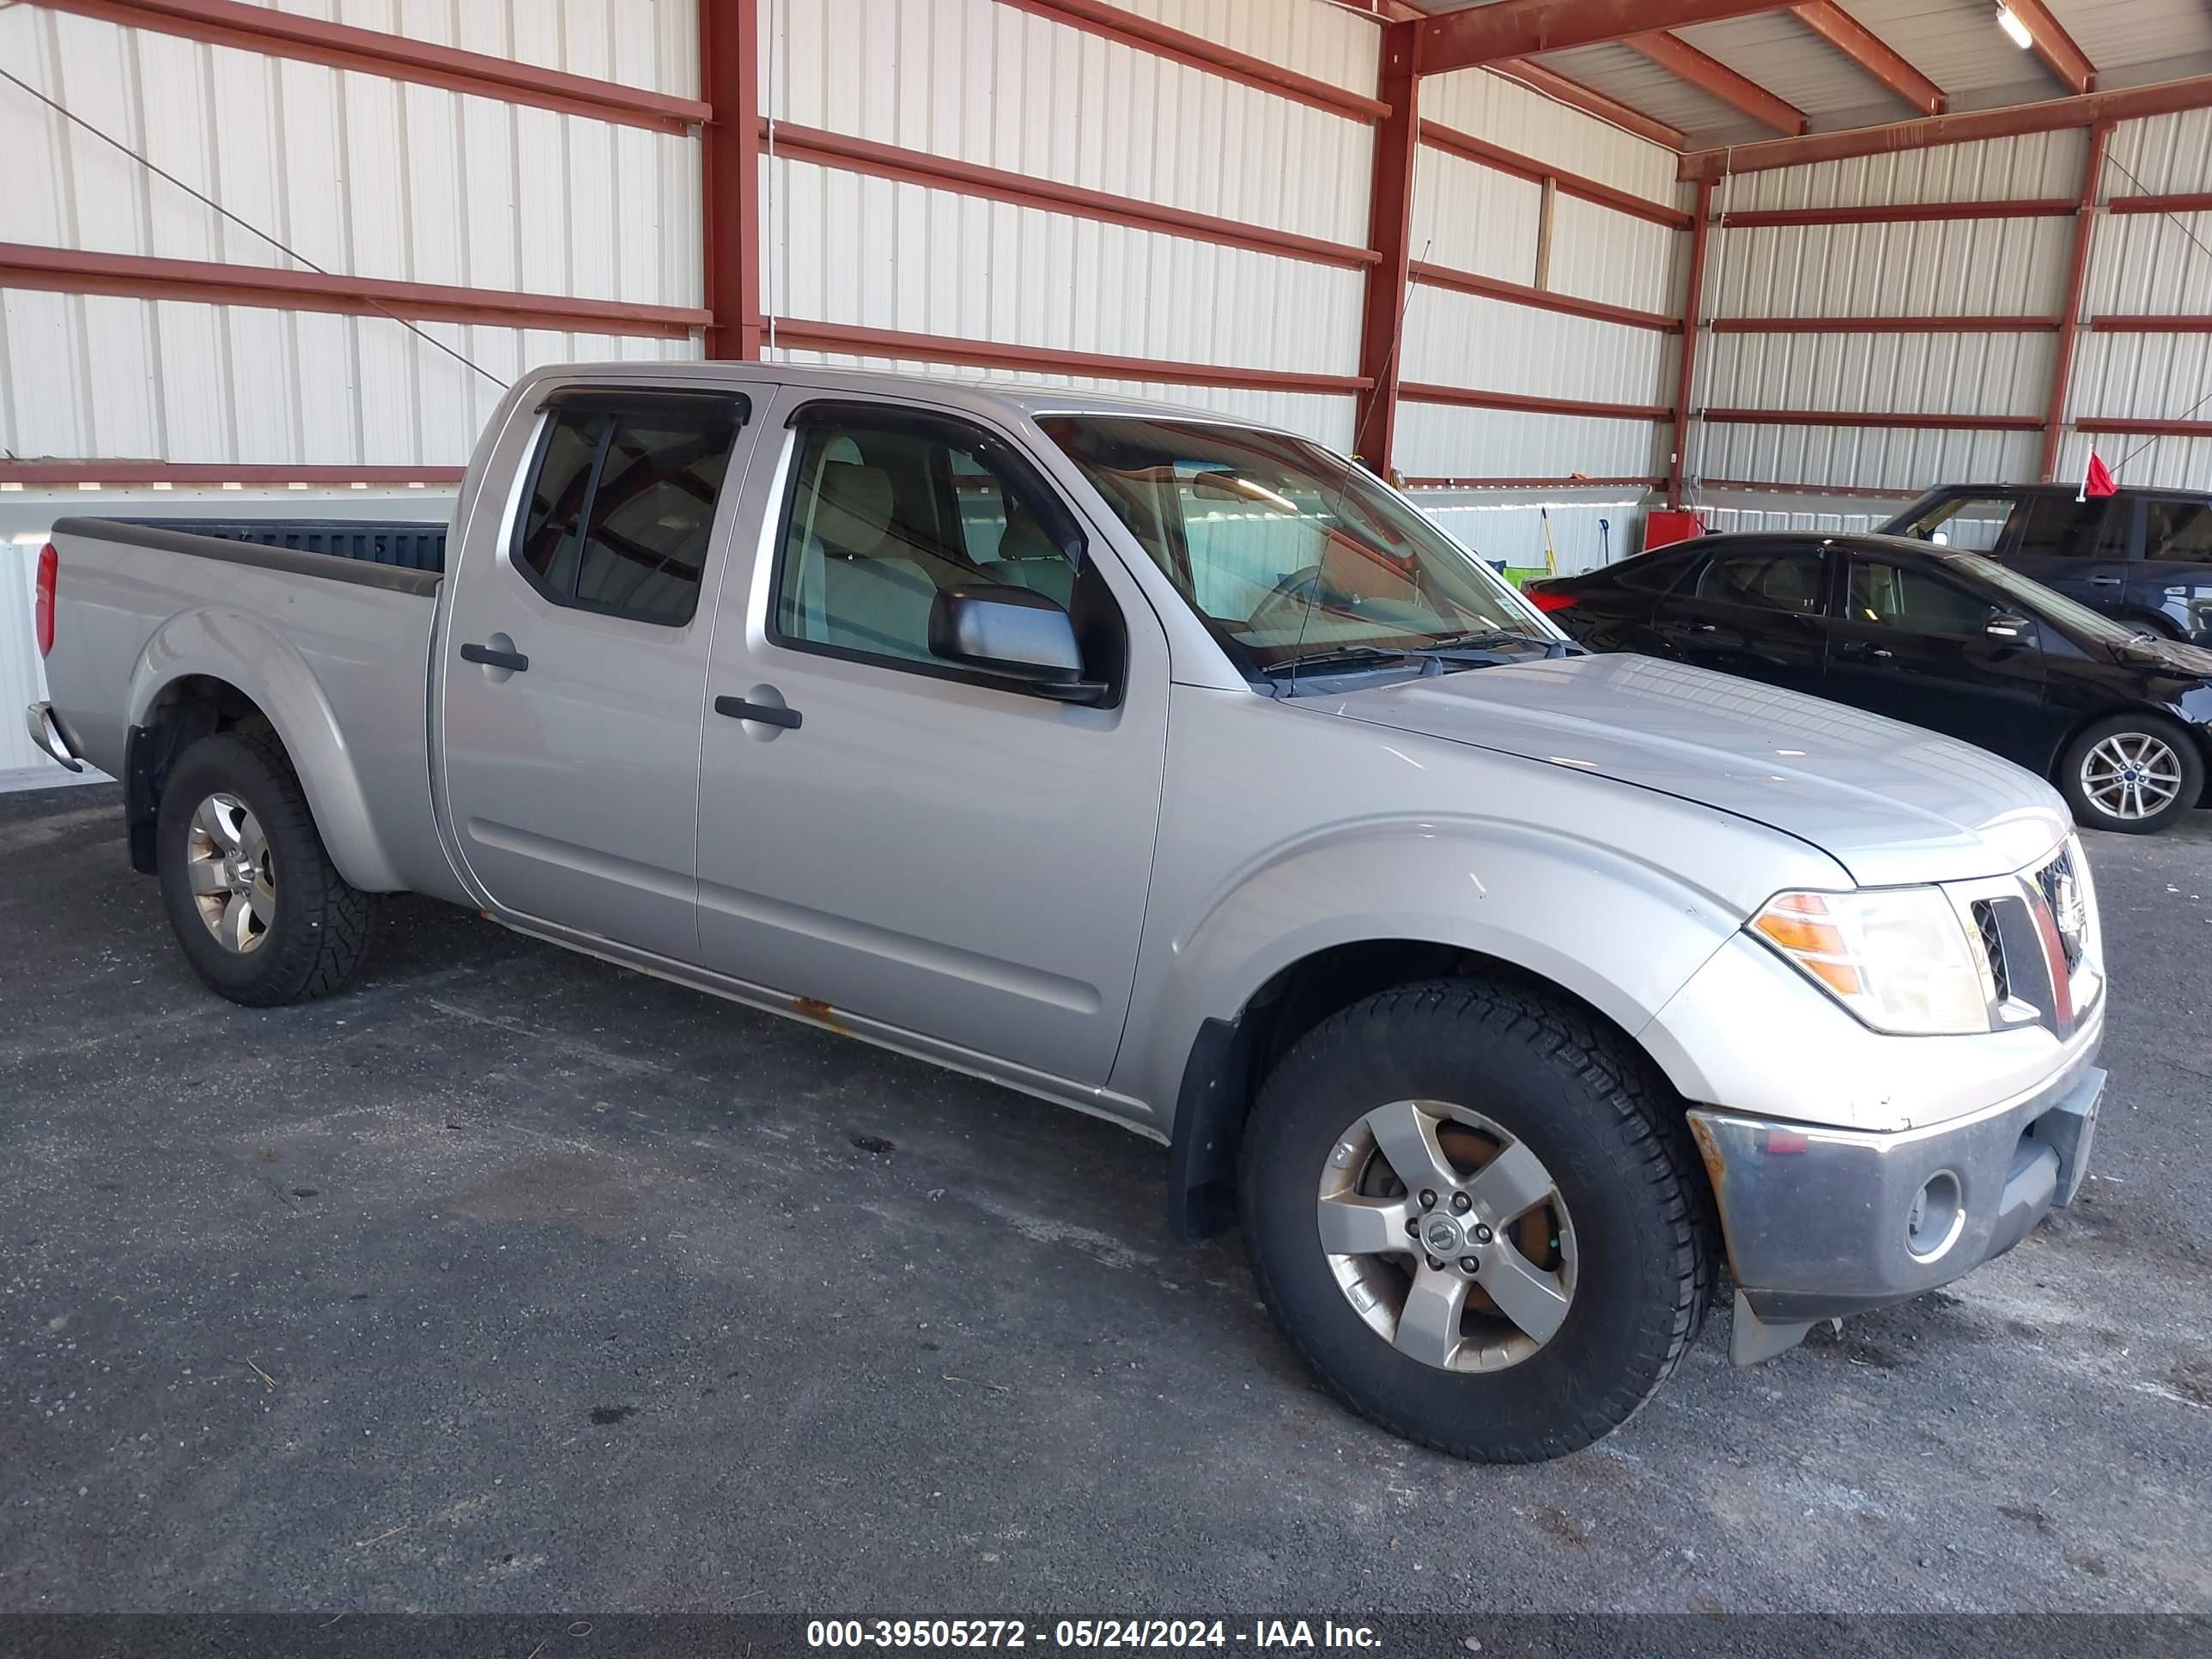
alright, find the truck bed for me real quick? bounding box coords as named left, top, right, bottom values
left=103, top=518, right=447, bottom=575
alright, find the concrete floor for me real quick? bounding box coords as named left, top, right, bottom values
left=3, top=783, right=2209, bottom=1614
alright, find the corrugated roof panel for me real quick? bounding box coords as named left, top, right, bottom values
left=1671, top=10, right=1915, bottom=124
left=1419, top=64, right=1686, bottom=207
left=764, top=0, right=1375, bottom=246
left=1521, top=43, right=1761, bottom=150
left=1711, top=219, right=2075, bottom=319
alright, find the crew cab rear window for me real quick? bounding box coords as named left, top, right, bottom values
left=512, top=392, right=748, bottom=626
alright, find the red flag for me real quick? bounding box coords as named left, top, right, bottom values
left=2080, top=451, right=2118, bottom=501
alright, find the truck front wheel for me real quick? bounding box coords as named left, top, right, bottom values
left=1240, top=979, right=1713, bottom=1462
left=155, top=726, right=376, bottom=1006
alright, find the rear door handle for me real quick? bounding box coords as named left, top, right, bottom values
left=460, top=641, right=529, bottom=672
left=2087, top=576, right=2124, bottom=586
left=1840, top=640, right=1895, bottom=659
left=715, top=695, right=802, bottom=730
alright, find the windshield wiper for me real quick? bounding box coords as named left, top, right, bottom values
left=1425, top=628, right=1577, bottom=658
left=1257, top=645, right=1427, bottom=677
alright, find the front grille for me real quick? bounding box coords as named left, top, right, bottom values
left=2034, top=847, right=2085, bottom=973
left=1972, top=899, right=2009, bottom=1003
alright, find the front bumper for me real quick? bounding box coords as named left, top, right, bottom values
left=1687, top=1041, right=2103, bottom=1364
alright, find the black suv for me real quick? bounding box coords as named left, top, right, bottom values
left=1882, top=483, right=2212, bottom=645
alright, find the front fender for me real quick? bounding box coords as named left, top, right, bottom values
left=127, top=606, right=407, bottom=891
left=1121, top=817, right=1758, bottom=1129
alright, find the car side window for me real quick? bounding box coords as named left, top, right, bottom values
left=1847, top=561, right=1991, bottom=640
left=2012, top=496, right=2110, bottom=562
left=1691, top=548, right=1827, bottom=617
left=512, top=394, right=746, bottom=626
left=769, top=405, right=1098, bottom=674
left=2142, top=499, right=2212, bottom=564
left=1891, top=495, right=2018, bottom=550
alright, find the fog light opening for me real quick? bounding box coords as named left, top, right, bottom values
left=1905, top=1170, right=1966, bottom=1262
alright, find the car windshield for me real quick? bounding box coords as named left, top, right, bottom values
left=1038, top=415, right=1553, bottom=678
left=1947, top=551, right=2146, bottom=645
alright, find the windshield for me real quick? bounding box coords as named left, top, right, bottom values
left=1038, top=416, right=1552, bottom=676
left=1948, top=551, right=2145, bottom=646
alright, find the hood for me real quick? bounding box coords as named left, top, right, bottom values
left=1321, top=652, right=2069, bottom=886
left=2111, top=633, right=2212, bottom=680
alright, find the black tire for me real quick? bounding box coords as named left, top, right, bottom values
left=155, top=726, right=377, bottom=1006
left=2057, top=712, right=2204, bottom=836
left=1240, top=979, right=1714, bottom=1463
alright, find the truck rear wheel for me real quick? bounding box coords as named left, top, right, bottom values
left=1240, top=979, right=1712, bottom=1462
left=155, top=726, right=376, bottom=1006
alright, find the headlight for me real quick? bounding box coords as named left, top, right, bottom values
left=1749, top=887, right=1989, bottom=1036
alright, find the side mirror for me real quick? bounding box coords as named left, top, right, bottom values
left=928, top=586, right=1108, bottom=704
left=1986, top=611, right=2035, bottom=641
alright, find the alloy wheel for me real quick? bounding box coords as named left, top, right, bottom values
left=1316, top=1098, right=1577, bottom=1373
left=185, top=792, right=276, bottom=953
left=2080, top=732, right=2184, bottom=822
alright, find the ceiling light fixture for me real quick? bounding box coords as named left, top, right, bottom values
left=1995, top=4, right=2035, bottom=50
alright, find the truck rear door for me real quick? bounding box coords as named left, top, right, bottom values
left=438, top=385, right=766, bottom=961
left=690, top=391, right=1170, bottom=1086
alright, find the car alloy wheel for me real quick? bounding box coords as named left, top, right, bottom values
left=185, top=791, right=276, bottom=954
left=2079, top=732, right=2185, bottom=823
left=1316, top=1097, right=1577, bottom=1374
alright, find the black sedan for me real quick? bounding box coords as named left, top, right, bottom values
left=1523, top=532, right=2212, bottom=835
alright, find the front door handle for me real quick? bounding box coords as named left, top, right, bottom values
left=715, top=695, right=802, bottom=730
left=1841, top=641, right=1895, bottom=660
left=460, top=641, right=530, bottom=672
left=2087, top=575, right=2124, bottom=586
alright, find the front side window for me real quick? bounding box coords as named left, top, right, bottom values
left=1887, top=494, right=2020, bottom=551
left=513, top=394, right=745, bottom=625
left=771, top=407, right=1094, bottom=671
left=1692, top=548, right=1827, bottom=616
left=1847, top=561, right=1991, bottom=639
left=1038, top=416, right=1545, bottom=678
left=2142, top=498, right=2212, bottom=564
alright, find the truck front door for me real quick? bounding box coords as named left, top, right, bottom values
left=439, top=385, right=766, bottom=961
left=692, top=393, right=1170, bottom=1086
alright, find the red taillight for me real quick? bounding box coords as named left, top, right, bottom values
left=1528, top=588, right=1578, bottom=614
left=34, top=542, right=57, bottom=658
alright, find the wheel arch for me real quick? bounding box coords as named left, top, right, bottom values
left=124, top=611, right=407, bottom=890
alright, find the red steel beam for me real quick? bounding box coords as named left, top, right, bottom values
left=1401, top=475, right=1664, bottom=489
left=2093, top=315, right=2212, bottom=332
left=1417, top=0, right=1784, bottom=76
left=0, top=461, right=465, bottom=486
left=1490, top=58, right=1687, bottom=149
left=1720, top=199, right=2074, bottom=227
left=997, top=0, right=1389, bottom=122
left=1711, top=314, right=2062, bottom=333
left=1787, top=3, right=1944, bottom=118
left=1669, top=179, right=1714, bottom=509
left=2076, top=417, right=2212, bottom=439
left=1702, top=409, right=2044, bottom=431
left=701, top=0, right=761, bottom=360
left=2000, top=0, right=2096, bottom=96
left=33, top=0, right=708, bottom=134
left=1410, top=261, right=1680, bottom=332
left=1353, top=23, right=1420, bottom=471
left=2108, top=193, right=2212, bottom=216
left=2041, top=121, right=2110, bottom=480
left=0, top=242, right=710, bottom=337
left=1400, top=383, right=1675, bottom=422
left=766, top=123, right=1377, bottom=270
left=1420, top=119, right=1692, bottom=230
left=1625, top=32, right=1809, bottom=137
left=769, top=319, right=1370, bottom=398
left=1680, top=76, right=2212, bottom=179
left=1701, top=477, right=1925, bottom=499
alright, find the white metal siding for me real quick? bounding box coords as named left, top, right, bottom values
left=1394, top=403, right=1669, bottom=484
left=763, top=157, right=1364, bottom=377
left=1692, top=422, right=2041, bottom=494
left=1699, top=331, right=2053, bottom=420
left=761, top=0, right=1376, bottom=246
left=1403, top=289, right=1672, bottom=410
left=1709, top=221, right=2075, bottom=320
left=241, top=0, right=702, bottom=98
left=1717, top=131, right=2088, bottom=212
left=1408, top=146, right=1544, bottom=286
left=1419, top=66, right=1686, bottom=210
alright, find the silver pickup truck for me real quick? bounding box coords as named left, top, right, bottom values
left=28, top=362, right=2106, bottom=1462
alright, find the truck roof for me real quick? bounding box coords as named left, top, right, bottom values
left=532, top=357, right=1293, bottom=434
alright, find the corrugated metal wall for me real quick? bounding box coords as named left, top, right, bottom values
left=1397, top=65, right=1683, bottom=493
left=0, top=3, right=702, bottom=473
left=756, top=0, right=1375, bottom=441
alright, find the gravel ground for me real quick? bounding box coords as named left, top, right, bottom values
left=2, top=783, right=2209, bottom=1615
